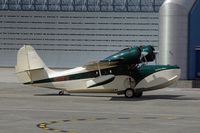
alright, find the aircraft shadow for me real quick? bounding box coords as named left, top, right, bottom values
left=34, top=93, right=200, bottom=101
left=110, top=95, right=200, bottom=101
left=35, top=93, right=71, bottom=96
left=34, top=93, right=112, bottom=98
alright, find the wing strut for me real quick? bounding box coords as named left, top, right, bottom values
left=97, top=62, right=102, bottom=76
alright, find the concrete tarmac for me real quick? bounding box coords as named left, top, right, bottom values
left=0, top=68, right=200, bottom=133
left=1, top=83, right=200, bottom=133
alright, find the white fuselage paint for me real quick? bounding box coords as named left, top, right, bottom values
left=35, top=75, right=133, bottom=93
left=33, top=68, right=180, bottom=94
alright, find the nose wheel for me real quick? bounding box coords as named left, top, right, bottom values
left=124, top=88, right=143, bottom=98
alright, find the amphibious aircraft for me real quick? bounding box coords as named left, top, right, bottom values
left=15, top=45, right=180, bottom=98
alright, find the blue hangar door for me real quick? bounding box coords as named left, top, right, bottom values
left=196, top=49, right=200, bottom=79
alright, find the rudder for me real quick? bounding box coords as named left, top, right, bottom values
left=15, top=45, right=50, bottom=84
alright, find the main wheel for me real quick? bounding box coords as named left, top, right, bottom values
left=124, top=88, right=134, bottom=98
left=58, top=90, right=64, bottom=95
left=133, top=91, right=143, bottom=98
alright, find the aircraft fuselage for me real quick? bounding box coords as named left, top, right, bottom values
left=25, top=64, right=180, bottom=95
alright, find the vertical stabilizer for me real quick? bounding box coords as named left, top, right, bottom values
left=15, top=45, right=51, bottom=84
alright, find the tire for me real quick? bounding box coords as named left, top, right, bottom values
left=58, top=91, right=64, bottom=95
left=133, top=91, right=143, bottom=98
left=124, top=88, right=134, bottom=98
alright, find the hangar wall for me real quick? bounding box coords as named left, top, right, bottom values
left=159, top=0, right=200, bottom=80
left=159, top=0, right=196, bottom=79
left=0, top=0, right=164, bottom=68
left=0, top=11, right=159, bottom=68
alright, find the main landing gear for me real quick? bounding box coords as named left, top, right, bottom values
left=124, top=88, right=143, bottom=98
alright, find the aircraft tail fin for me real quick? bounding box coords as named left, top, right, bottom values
left=15, top=45, right=52, bottom=84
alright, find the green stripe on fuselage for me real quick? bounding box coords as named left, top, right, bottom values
left=24, top=64, right=179, bottom=85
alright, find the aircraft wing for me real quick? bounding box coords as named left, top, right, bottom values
left=83, top=60, right=119, bottom=71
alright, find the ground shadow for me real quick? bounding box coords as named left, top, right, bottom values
left=35, top=93, right=71, bottom=96
left=34, top=93, right=113, bottom=98
left=110, top=94, right=200, bottom=101
left=34, top=93, right=200, bottom=101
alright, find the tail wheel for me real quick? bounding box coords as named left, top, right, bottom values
left=58, top=90, right=64, bottom=95
left=125, top=88, right=134, bottom=98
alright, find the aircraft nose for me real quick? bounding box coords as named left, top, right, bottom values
left=165, top=65, right=181, bottom=80
left=134, top=65, right=181, bottom=91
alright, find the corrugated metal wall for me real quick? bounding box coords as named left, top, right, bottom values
left=0, top=0, right=164, bottom=68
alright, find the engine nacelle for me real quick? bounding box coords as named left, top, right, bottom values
left=103, top=47, right=141, bottom=64
left=103, top=45, right=156, bottom=64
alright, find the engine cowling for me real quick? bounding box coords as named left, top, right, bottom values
left=103, top=45, right=156, bottom=64
left=103, top=47, right=141, bottom=64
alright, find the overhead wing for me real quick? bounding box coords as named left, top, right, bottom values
left=83, top=60, right=119, bottom=71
